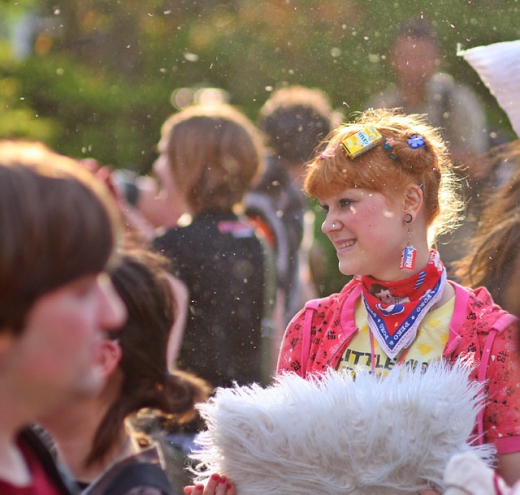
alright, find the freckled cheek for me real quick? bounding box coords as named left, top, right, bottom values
left=349, top=208, right=376, bottom=229
left=366, top=205, right=393, bottom=226
left=357, top=210, right=392, bottom=246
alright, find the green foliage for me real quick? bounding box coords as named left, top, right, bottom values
left=1, top=0, right=520, bottom=167
left=15, top=54, right=175, bottom=168
left=0, top=41, right=56, bottom=141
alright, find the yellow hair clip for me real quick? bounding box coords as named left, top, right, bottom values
left=341, top=127, right=383, bottom=159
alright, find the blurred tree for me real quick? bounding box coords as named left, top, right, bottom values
left=0, top=0, right=519, bottom=168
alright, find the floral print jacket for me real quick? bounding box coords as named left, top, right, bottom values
left=276, top=278, right=520, bottom=454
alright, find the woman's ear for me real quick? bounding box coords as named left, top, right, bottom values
left=403, top=184, right=424, bottom=218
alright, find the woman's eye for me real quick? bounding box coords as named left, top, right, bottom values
left=339, top=199, right=353, bottom=208
left=318, top=203, right=329, bottom=213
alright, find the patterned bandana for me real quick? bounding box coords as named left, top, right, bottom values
left=360, top=250, right=446, bottom=360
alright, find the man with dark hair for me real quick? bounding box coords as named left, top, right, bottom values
left=369, top=18, right=488, bottom=166
left=368, top=17, right=489, bottom=275
left=0, top=141, right=125, bottom=494
left=245, top=86, right=335, bottom=331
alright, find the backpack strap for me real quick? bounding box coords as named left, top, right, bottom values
left=451, top=283, right=499, bottom=446
left=301, top=299, right=322, bottom=379
left=103, top=462, right=174, bottom=495
left=476, top=328, right=498, bottom=445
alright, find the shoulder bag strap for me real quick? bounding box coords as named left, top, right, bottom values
left=103, top=462, right=174, bottom=495
left=476, top=329, right=498, bottom=445
left=301, top=299, right=322, bottom=379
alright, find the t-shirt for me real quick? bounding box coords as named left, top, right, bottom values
left=367, top=72, right=488, bottom=157
left=0, top=439, right=64, bottom=495
left=338, top=297, right=454, bottom=377
left=277, top=281, right=520, bottom=453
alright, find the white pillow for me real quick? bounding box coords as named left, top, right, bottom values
left=191, top=360, right=495, bottom=495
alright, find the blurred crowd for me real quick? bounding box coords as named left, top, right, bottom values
left=2, top=15, right=520, bottom=495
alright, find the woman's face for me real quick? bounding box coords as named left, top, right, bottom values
left=391, top=36, right=440, bottom=87
left=153, top=136, right=189, bottom=214
left=319, top=187, right=407, bottom=281
left=154, top=137, right=176, bottom=199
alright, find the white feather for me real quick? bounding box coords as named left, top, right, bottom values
left=191, top=360, right=495, bottom=495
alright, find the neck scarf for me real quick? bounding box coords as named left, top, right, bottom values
left=360, top=250, right=446, bottom=360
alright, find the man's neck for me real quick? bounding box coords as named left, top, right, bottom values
left=400, top=82, right=428, bottom=108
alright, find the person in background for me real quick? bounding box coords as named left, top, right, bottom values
left=152, top=103, right=276, bottom=391
left=367, top=17, right=490, bottom=276
left=79, top=158, right=181, bottom=242
left=111, top=168, right=183, bottom=235
left=276, top=108, right=520, bottom=487
left=79, top=158, right=190, bottom=372
left=244, top=85, right=338, bottom=335
left=455, top=141, right=520, bottom=318
left=0, top=140, right=126, bottom=495
left=38, top=248, right=210, bottom=495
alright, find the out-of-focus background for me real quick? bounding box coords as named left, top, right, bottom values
left=0, top=0, right=518, bottom=172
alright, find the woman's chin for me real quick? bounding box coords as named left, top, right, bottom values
left=338, top=262, right=357, bottom=277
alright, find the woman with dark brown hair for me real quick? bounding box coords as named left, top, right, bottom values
left=39, top=248, right=210, bottom=495
left=455, top=141, right=520, bottom=318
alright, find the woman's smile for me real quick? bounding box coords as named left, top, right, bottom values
left=334, top=238, right=356, bottom=251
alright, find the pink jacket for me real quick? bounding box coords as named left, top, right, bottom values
left=276, top=279, right=520, bottom=454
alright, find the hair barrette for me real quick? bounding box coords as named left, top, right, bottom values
left=407, top=135, right=426, bottom=149
left=383, top=137, right=399, bottom=160
left=341, top=127, right=383, bottom=159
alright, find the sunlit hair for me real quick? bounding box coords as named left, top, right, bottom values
left=304, top=108, right=463, bottom=243
left=0, top=140, right=120, bottom=334
left=258, top=85, right=334, bottom=165
left=454, top=141, right=520, bottom=304
left=160, top=104, right=263, bottom=213
left=86, top=247, right=210, bottom=467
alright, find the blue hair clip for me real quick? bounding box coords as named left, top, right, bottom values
left=407, top=135, right=425, bottom=149
left=383, top=138, right=399, bottom=160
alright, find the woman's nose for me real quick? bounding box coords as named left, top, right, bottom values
left=322, top=216, right=340, bottom=234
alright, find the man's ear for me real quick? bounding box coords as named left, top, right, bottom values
left=97, top=338, right=122, bottom=378
left=403, top=184, right=424, bottom=219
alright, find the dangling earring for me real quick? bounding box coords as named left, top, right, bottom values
left=400, top=214, right=417, bottom=271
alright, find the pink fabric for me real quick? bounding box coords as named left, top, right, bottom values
left=495, top=435, right=520, bottom=455
left=276, top=280, right=520, bottom=453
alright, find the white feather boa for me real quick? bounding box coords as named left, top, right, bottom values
left=190, top=361, right=495, bottom=495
